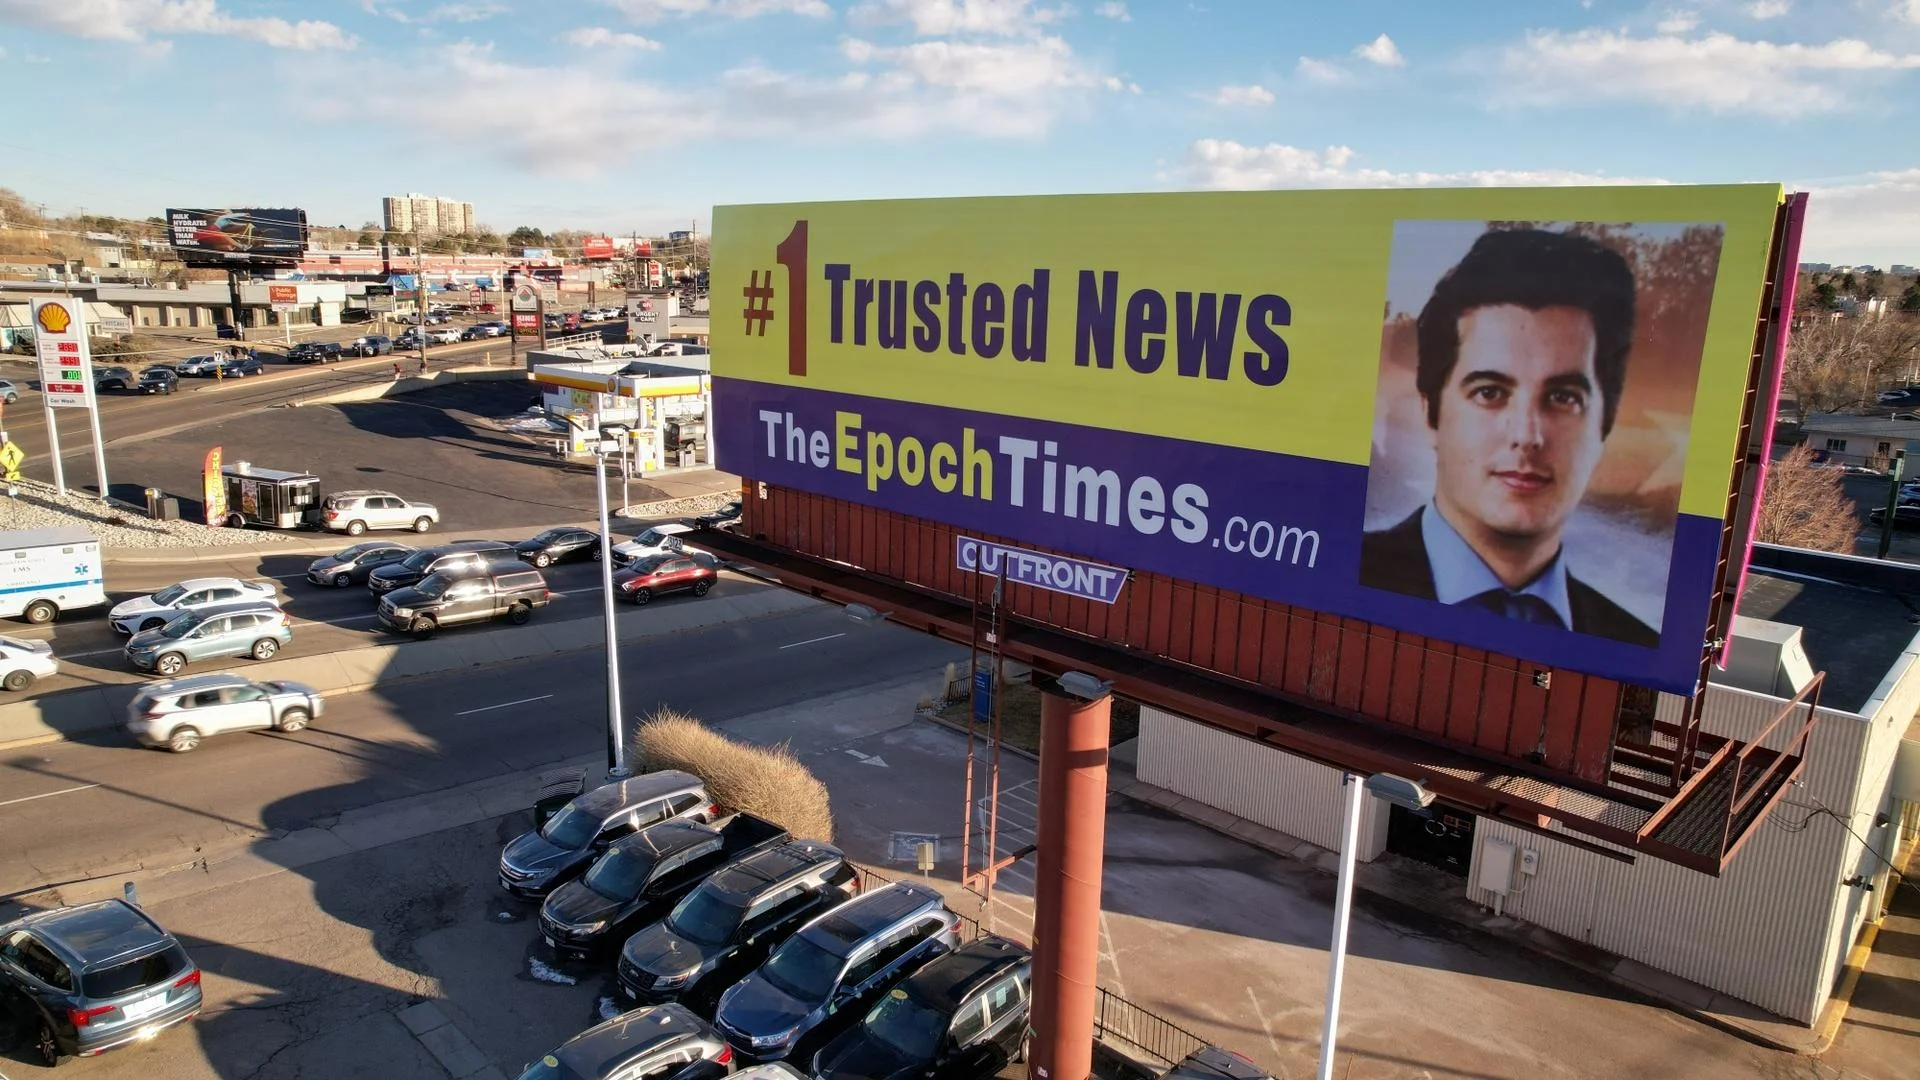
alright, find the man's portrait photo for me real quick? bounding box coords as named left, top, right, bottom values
left=1358, top=220, right=1727, bottom=648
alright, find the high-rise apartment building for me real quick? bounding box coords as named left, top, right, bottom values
left=382, top=193, right=475, bottom=238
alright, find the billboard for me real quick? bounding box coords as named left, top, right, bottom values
left=166, top=208, right=309, bottom=267
left=711, top=186, right=1784, bottom=694
left=30, top=299, right=96, bottom=409
left=583, top=236, right=617, bottom=260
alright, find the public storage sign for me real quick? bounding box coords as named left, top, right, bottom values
left=711, top=186, right=1784, bottom=694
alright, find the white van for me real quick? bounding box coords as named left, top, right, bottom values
left=0, top=527, right=107, bottom=624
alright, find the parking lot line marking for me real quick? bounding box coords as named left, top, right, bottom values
left=779, top=633, right=846, bottom=650
left=0, top=783, right=100, bottom=808
left=456, top=694, right=553, bottom=716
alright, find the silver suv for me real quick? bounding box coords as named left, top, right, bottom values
left=127, top=673, right=324, bottom=753
left=318, top=490, right=441, bottom=536
left=123, top=601, right=293, bottom=677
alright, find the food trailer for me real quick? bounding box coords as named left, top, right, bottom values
left=221, top=462, right=321, bottom=530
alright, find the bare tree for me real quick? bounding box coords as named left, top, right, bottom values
left=1782, top=315, right=1920, bottom=415
left=1755, top=445, right=1863, bottom=553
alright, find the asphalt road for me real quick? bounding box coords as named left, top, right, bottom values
left=0, top=551, right=769, bottom=699
left=0, top=601, right=964, bottom=905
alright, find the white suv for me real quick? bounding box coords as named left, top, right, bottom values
left=319, top=490, right=441, bottom=535
left=609, top=523, right=699, bottom=568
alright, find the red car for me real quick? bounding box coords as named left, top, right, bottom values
left=612, top=554, right=716, bottom=604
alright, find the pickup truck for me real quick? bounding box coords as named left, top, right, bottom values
left=539, top=812, right=790, bottom=961
left=376, top=566, right=550, bottom=638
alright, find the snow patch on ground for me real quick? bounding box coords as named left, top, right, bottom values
left=528, top=958, right=578, bottom=986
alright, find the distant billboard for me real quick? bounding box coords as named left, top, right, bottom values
left=712, top=186, right=1785, bottom=695
left=166, top=208, right=309, bottom=267
left=583, top=236, right=617, bottom=260
left=523, top=248, right=552, bottom=260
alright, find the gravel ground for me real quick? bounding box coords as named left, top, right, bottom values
left=0, top=479, right=738, bottom=552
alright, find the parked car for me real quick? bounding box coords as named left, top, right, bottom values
left=427, top=326, right=462, bottom=344
left=515, top=527, right=602, bottom=568
left=810, top=936, right=1032, bottom=1080
left=377, top=566, right=550, bottom=638
left=426, top=311, right=453, bottom=325
left=515, top=1003, right=735, bottom=1080
left=1158, top=1046, right=1275, bottom=1080
left=216, top=322, right=240, bottom=339
left=715, top=883, right=960, bottom=1064
left=316, top=489, right=441, bottom=535
left=306, top=541, right=415, bottom=587
left=125, top=673, right=322, bottom=753
left=93, top=366, right=136, bottom=392
left=0, top=379, right=18, bottom=404
left=176, top=355, right=223, bottom=377
left=286, top=341, right=345, bottom=364
left=216, top=354, right=263, bottom=377
left=463, top=321, right=510, bottom=339
left=1869, top=505, right=1920, bottom=531
left=0, top=634, right=59, bottom=691
left=619, top=841, right=861, bottom=1012
left=137, top=367, right=179, bottom=395
left=611, top=523, right=700, bottom=568
left=350, top=334, right=394, bottom=356
left=498, top=771, right=717, bottom=901
left=123, top=601, right=292, bottom=677
left=0, top=899, right=202, bottom=1066
left=693, top=500, right=743, bottom=531
left=367, top=540, right=516, bottom=594
left=540, top=813, right=791, bottom=962
left=108, top=576, right=278, bottom=635
left=614, top=554, right=718, bottom=605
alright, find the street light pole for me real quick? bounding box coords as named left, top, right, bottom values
left=1319, top=773, right=1433, bottom=1080
left=594, top=432, right=630, bottom=780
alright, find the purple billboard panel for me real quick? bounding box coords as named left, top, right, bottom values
left=716, top=377, right=1723, bottom=695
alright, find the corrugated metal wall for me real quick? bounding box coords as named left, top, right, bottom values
left=1462, top=686, right=1871, bottom=1023
left=747, top=490, right=1623, bottom=784
left=1138, top=707, right=1388, bottom=858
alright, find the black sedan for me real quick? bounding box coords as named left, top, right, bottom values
left=1869, top=505, right=1920, bottom=531
left=287, top=342, right=344, bottom=364
left=811, top=937, right=1032, bottom=1080
left=138, top=367, right=180, bottom=395
left=307, top=541, right=415, bottom=587
left=693, top=500, right=743, bottom=530
left=514, top=527, right=602, bottom=568
left=217, top=355, right=264, bottom=377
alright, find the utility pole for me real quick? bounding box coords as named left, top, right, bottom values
left=415, top=245, right=427, bottom=371
left=1878, top=450, right=1907, bottom=559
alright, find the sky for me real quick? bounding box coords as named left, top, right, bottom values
left=1, top=0, right=1918, bottom=265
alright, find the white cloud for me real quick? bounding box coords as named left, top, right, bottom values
left=560, top=26, right=663, bottom=49
left=1498, top=29, right=1920, bottom=116
left=1295, top=56, right=1349, bottom=84
left=426, top=3, right=508, bottom=22
left=1799, top=169, right=1920, bottom=264
left=1897, top=0, right=1920, bottom=25
left=1656, top=12, right=1700, bottom=34
left=1096, top=1, right=1129, bottom=20
left=602, top=0, right=830, bottom=21
left=0, top=0, right=356, bottom=49
left=1177, top=140, right=1671, bottom=190
left=1103, top=74, right=1142, bottom=93
left=1745, top=0, right=1791, bottom=17
left=1196, top=83, right=1274, bottom=106
left=1353, top=33, right=1404, bottom=66
left=849, top=0, right=1071, bottom=36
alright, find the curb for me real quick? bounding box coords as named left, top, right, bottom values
left=1102, top=771, right=1829, bottom=1057
left=1809, top=918, right=1881, bottom=1054
left=0, top=587, right=822, bottom=750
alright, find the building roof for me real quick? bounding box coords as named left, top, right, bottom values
left=1798, top=413, right=1920, bottom=440
left=1736, top=545, right=1920, bottom=713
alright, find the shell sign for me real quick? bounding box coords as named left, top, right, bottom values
left=34, top=303, right=71, bottom=334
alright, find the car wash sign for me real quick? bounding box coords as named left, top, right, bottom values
left=30, top=299, right=95, bottom=409
left=956, top=536, right=1128, bottom=604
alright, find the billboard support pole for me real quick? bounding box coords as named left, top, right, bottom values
left=86, top=394, right=108, bottom=502
left=415, top=248, right=427, bottom=372
left=226, top=270, right=246, bottom=337
left=1878, top=451, right=1907, bottom=559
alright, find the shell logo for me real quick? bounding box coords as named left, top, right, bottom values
left=34, top=304, right=71, bottom=334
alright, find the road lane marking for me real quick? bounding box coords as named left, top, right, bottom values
left=779, top=633, right=845, bottom=650
left=0, top=783, right=101, bottom=808
left=456, top=694, right=554, bottom=716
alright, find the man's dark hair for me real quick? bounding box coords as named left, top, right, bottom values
left=1415, top=228, right=1637, bottom=437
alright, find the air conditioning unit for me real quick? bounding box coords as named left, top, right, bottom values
left=1714, top=615, right=1815, bottom=698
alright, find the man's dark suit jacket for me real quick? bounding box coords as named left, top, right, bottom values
left=1357, top=508, right=1661, bottom=648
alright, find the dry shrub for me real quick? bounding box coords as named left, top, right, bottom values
left=635, top=709, right=835, bottom=842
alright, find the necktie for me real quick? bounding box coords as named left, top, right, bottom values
left=1466, top=589, right=1564, bottom=628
